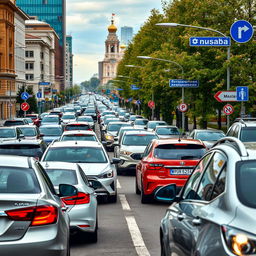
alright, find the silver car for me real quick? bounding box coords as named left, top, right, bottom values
left=116, top=130, right=158, bottom=172
left=0, top=127, right=25, bottom=141
left=60, top=130, right=100, bottom=142
left=154, top=125, right=180, bottom=139
left=0, top=155, right=76, bottom=256
left=156, top=137, right=256, bottom=256
left=41, top=115, right=61, bottom=126
left=41, top=141, right=119, bottom=203
left=41, top=162, right=98, bottom=242
left=39, top=125, right=63, bottom=144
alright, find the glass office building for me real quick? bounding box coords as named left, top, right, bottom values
left=121, top=26, right=133, bottom=45
left=16, top=0, right=66, bottom=46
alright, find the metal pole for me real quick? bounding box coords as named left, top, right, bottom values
left=182, top=87, right=185, bottom=131
left=9, top=81, right=12, bottom=119
left=152, top=86, right=154, bottom=120
left=227, top=47, right=231, bottom=129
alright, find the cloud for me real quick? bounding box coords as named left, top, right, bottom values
left=67, top=0, right=163, bottom=83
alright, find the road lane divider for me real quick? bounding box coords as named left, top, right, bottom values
left=119, top=194, right=131, bottom=211
left=117, top=179, right=122, bottom=189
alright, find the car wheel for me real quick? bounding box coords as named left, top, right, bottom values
left=108, top=189, right=117, bottom=203
left=141, top=182, right=151, bottom=204
left=135, top=177, right=140, bottom=195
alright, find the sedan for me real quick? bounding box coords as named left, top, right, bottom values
left=39, top=125, right=63, bottom=144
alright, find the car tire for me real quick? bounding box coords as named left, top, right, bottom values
left=141, top=182, right=151, bottom=204
left=135, top=178, right=140, bottom=195
left=108, top=190, right=117, bottom=203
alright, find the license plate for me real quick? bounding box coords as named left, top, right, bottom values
left=170, top=169, right=193, bottom=175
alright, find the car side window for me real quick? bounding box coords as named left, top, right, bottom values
left=143, top=142, right=153, bottom=157
left=196, top=152, right=227, bottom=201
left=182, top=153, right=212, bottom=200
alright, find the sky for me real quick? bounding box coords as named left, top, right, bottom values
left=66, top=0, right=163, bottom=84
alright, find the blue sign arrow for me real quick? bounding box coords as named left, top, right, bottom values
left=21, top=92, right=29, bottom=100
left=170, top=79, right=199, bottom=88
left=236, top=86, right=249, bottom=101
left=190, top=37, right=231, bottom=47
left=36, top=92, right=42, bottom=98
left=230, top=20, right=254, bottom=43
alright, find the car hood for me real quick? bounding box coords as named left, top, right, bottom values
left=78, top=162, right=111, bottom=176
left=120, top=145, right=147, bottom=153
left=157, top=134, right=180, bottom=139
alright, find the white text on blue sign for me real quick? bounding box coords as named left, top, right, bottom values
left=190, top=37, right=231, bottom=47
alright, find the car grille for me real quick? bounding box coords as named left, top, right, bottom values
left=131, top=153, right=142, bottom=160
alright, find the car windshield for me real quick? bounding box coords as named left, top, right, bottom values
left=123, top=134, right=157, bottom=146
left=108, top=123, right=129, bottom=132
left=61, top=134, right=96, bottom=141
left=236, top=161, right=256, bottom=208
left=240, top=127, right=256, bottom=142
left=0, top=129, right=16, bottom=138
left=65, top=124, right=90, bottom=131
left=19, top=127, right=37, bottom=136
left=45, top=169, right=78, bottom=186
left=195, top=131, right=225, bottom=141
left=4, top=121, right=24, bottom=126
left=0, top=167, right=41, bottom=193
left=62, top=115, right=76, bottom=119
left=105, top=119, right=119, bottom=125
left=79, top=117, right=93, bottom=122
left=148, top=122, right=166, bottom=129
left=154, top=144, right=206, bottom=160
left=64, top=108, right=75, bottom=112
left=135, top=120, right=148, bottom=125
left=156, top=127, right=180, bottom=135
left=129, top=116, right=136, bottom=121
left=44, top=147, right=107, bottom=163
left=25, top=118, right=33, bottom=124
left=42, top=116, right=59, bottom=122
left=39, top=127, right=62, bottom=136
left=0, top=145, right=44, bottom=158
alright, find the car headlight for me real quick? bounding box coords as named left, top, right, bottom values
left=120, top=150, right=132, bottom=156
left=105, top=134, right=114, bottom=140
left=222, top=225, right=256, bottom=255
left=98, top=170, right=114, bottom=179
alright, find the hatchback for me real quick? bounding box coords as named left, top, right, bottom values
left=156, top=137, right=256, bottom=256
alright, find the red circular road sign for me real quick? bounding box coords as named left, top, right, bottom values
left=21, top=102, right=30, bottom=111
left=223, top=104, right=234, bottom=115
left=148, top=100, right=155, bottom=109
left=178, top=103, right=188, bottom=112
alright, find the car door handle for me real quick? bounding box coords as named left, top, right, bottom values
left=192, top=218, right=202, bottom=226
left=177, top=213, right=185, bottom=221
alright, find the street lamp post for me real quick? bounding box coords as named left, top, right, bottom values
left=156, top=23, right=231, bottom=128
left=137, top=56, right=185, bottom=129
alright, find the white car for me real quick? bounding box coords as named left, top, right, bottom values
left=41, top=141, right=120, bottom=203
left=61, top=112, right=77, bottom=124
left=59, top=130, right=100, bottom=142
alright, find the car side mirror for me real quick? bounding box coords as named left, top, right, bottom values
left=154, top=184, right=177, bottom=203
left=102, top=141, right=107, bottom=145
left=59, top=184, right=78, bottom=197
left=111, top=158, right=121, bottom=164
left=40, top=133, right=45, bottom=137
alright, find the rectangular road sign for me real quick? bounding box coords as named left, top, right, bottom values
left=236, top=86, right=249, bottom=101
left=169, top=79, right=199, bottom=88
left=38, top=82, right=51, bottom=86
left=190, top=37, right=231, bottom=47
left=214, top=91, right=237, bottom=102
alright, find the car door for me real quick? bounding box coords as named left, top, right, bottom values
left=168, top=151, right=227, bottom=255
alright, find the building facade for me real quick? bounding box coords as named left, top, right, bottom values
left=121, top=26, right=133, bottom=45
left=66, top=35, right=73, bottom=88
left=99, top=17, right=124, bottom=85
left=0, top=0, right=23, bottom=119
left=25, top=19, right=57, bottom=101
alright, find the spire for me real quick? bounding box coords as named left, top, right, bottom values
left=108, top=13, right=117, bottom=33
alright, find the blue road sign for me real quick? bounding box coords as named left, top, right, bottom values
left=21, top=92, right=29, bottom=100
left=36, top=92, right=42, bottom=98
left=190, top=37, right=231, bottom=47
left=117, top=88, right=124, bottom=91
left=131, top=84, right=141, bottom=90
left=136, top=100, right=141, bottom=105
left=230, top=20, right=254, bottom=43
left=236, top=86, right=249, bottom=101
left=170, top=79, right=199, bottom=88
left=38, top=82, right=51, bottom=86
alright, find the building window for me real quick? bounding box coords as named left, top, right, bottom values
left=25, top=63, right=34, bottom=70
left=26, top=74, right=34, bottom=81
left=110, top=45, right=115, bottom=53
left=25, top=51, right=34, bottom=58
left=41, top=63, right=44, bottom=71
left=40, top=52, right=44, bottom=59
left=40, top=74, right=44, bottom=81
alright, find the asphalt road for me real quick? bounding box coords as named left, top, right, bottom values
left=70, top=125, right=168, bottom=256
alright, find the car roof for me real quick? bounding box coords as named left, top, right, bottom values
left=124, top=130, right=156, bottom=135
left=155, top=125, right=178, bottom=129
left=148, top=120, right=166, bottom=123
left=49, top=140, right=102, bottom=148
left=192, top=129, right=224, bottom=133
left=43, top=114, right=59, bottom=118
left=0, top=155, right=31, bottom=168
left=108, top=121, right=127, bottom=125
left=0, top=139, right=43, bottom=145
left=0, top=126, right=17, bottom=129
left=65, top=122, right=90, bottom=125
left=154, top=138, right=206, bottom=146
left=40, top=124, right=62, bottom=128
left=16, top=125, right=37, bottom=128
left=62, top=130, right=96, bottom=135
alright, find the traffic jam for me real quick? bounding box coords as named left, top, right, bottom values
left=0, top=92, right=255, bottom=256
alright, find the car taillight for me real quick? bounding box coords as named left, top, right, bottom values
left=61, top=192, right=90, bottom=205
left=6, top=205, right=58, bottom=226
left=147, top=163, right=164, bottom=170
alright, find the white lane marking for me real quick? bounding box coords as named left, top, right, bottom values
left=119, top=194, right=131, bottom=211
left=117, top=179, right=121, bottom=189
left=125, top=216, right=150, bottom=256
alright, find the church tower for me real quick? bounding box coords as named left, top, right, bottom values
left=99, top=14, right=123, bottom=85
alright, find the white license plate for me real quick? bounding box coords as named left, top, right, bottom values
left=170, top=169, right=193, bottom=175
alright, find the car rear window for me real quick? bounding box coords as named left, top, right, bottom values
left=148, top=122, right=166, bottom=129
left=45, top=169, right=78, bottom=186
left=240, top=127, right=256, bottom=142
left=4, top=121, right=24, bottom=126
left=19, top=127, right=37, bottom=136
left=42, top=117, right=59, bottom=122
left=156, top=127, right=179, bottom=135
left=135, top=120, right=148, bottom=125
left=123, top=134, right=157, bottom=146
left=0, top=129, right=16, bottom=138
left=61, top=134, right=96, bottom=141
left=154, top=144, right=206, bottom=160
left=62, top=115, right=76, bottom=119
left=0, top=144, right=44, bottom=158
left=0, top=167, right=41, bottom=193
left=236, top=161, right=256, bottom=208
left=195, top=131, right=225, bottom=141
left=78, top=117, right=93, bottom=122
left=39, top=127, right=62, bottom=136
left=65, top=124, right=90, bottom=131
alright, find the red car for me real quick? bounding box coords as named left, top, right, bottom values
left=25, top=114, right=40, bottom=126
left=136, top=138, right=206, bottom=203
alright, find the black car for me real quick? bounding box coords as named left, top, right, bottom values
left=3, top=118, right=29, bottom=126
